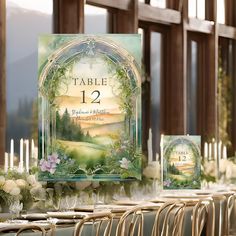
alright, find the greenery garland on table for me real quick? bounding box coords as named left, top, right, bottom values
left=0, top=159, right=159, bottom=212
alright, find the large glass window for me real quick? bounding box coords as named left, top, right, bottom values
left=84, top=5, right=109, bottom=33
left=187, top=40, right=198, bottom=134
left=217, top=0, right=225, bottom=24
left=188, top=0, right=205, bottom=20
left=218, top=38, right=235, bottom=156
left=150, top=0, right=166, bottom=8
left=150, top=32, right=162, bottom=159
left=6, top=0, right=53, bottom=154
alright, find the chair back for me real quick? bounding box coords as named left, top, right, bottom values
left=73, top=212, right=113, bottom=236
left=116, top=203, right=161, bottom=236
left=16, top=225, right=46, bottom=236
left=192, top=199, right=215, bottom=236
left=152, top=201, right=186, bottom=236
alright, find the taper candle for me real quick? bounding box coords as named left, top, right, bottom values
left=31, top=139, right=34, bottom=158
left=147, top=128, right=153, bottom=164
left=10, top=139, right=14, bottom=169
left=25, top=139, right=29, bottom=173
left=204, top=142, right=208, bottom=159
left=4, top=152, right=8, bottom=173
left=209, top=143, right=212, bottom=161
left=19, top=138, right=24, bottom=172
left=218, top=141, right=222, bottom=160
left=223, top=145, right=227, bottom=159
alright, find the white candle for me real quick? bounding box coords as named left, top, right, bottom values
left=160, top=134, right=164, bottom=158
left=214, top=141, right=217, bottom=161
left=218, top=141, right=222, bottom=160
left=19, top=138, right=24, bottom=172
left=31, top=139, right=34, bottom=158
left=4, top=152, right=8, bottom=173
left=223, top=145, right=227, bottom=159
left=156, top=153, right=159, bottom=162
left=25, top=139, right=29, bottom=173
left=208, top=143, right=212, bottom=160
left=34, top=146, right=38, bottom=167
left=204, top=142, right=208, bottom=159
left=147, top=128, right=153, bottom=164
left=10, top=139, right=14, bottom=170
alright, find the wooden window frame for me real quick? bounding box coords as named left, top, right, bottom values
left=1, top=0, right=236, bottom=160
left=139, top=22, right=168, bottom=155
left=187, top=33, right=208, bottom=138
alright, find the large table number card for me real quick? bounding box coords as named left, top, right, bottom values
left=38, top=35, right=142, bottom=181
left=162, top=136, right=201, bottom=189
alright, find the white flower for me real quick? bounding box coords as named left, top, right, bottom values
left=0, top=176, right=5, bottom=186
left=75, top=181, right=91, bottom=190
left=9, top=187, right=21, bottom=196
left=27, top=175, right=37, bottom=186
left=226, top=164, right=236, bottom=179
left=219, top=159, right=231, bottom=173
left=143, top=161, right=161, bottom=179
left=30, top=186, right=46, bottom=200
left=119, top=158, right=130, bottom=169
left=33, top=182, right=42, bottom=188
left=16, top=179, right=28, bottom=188
left=203, top=161, right=216, bottom=177
left=3, top=180, right=17, bottom=193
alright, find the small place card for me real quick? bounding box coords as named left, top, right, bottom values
left=162, top=135, right=201, bottom=189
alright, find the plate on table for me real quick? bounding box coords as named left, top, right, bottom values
left=34, top=219, right=76, bottom=226
left=47, top=211, right=88, bottom=219
left=74, top=205, right=94, bottom=212
left=95, top=204, right=133, bottom=213
left=194, top=192, right=212, bottom=196
left=0, top=220, right=29, bottom=228
left=21, top=213, right=48, bottom=220
left=113, top=200, right=143, bottom=206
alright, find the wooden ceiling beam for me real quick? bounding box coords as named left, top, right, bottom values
left=138, top=3, right=181, bottom=24
left=218, top=24, right=236, bottom=39
left=87, top=0, right=130, bottom=11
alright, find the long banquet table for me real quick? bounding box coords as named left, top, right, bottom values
left=0, top=187, right=235, bottom=236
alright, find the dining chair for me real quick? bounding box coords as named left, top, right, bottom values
left=16, top=225, right=46, bottom=236
left=0, top=224, right=47, bottom=235
left=151, top=201, right=186, bottom=236
left=191, top=199, right=215, bottom=236
left=223, top=192, right=235, bottom=236
left=115, top=203, right=162, bottom=236
left=225, top=193, right=236, bottom=236
left=153, top=196, right=215, bottom=236
left=73, top=212, right=113, bottom=236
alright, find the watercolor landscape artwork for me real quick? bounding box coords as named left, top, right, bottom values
left=162, top=135, right=201, bottom=189
left=38, top=35, right=142, bottom=181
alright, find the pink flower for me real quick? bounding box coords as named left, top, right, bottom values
left=40, top=159, right=50, bottom=172
left=40, top=153, right=60, bottom=174
left=48, top=153, right=60, bottom=164
left=163, top=179, right=171, bottom=187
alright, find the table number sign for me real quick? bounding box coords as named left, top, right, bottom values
left=162, top=135, right=201, bottom=189
left=38, top=35, right=142, bottom=181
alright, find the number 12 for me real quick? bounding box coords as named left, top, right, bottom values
left=81, top=90, right=101, bottom=104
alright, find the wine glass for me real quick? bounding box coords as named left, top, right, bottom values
left=65, top=195, right=77, bottom=211
left=9, top=200, right=23, bottom=220
left=59, top=195, right=77, bottom=211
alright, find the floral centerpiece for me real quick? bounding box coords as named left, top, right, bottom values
left=201, top=157, right=236, bottom=187
left=0, top=171, right=46, bottom=212
left=0, top=153, right=162, bottom=212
